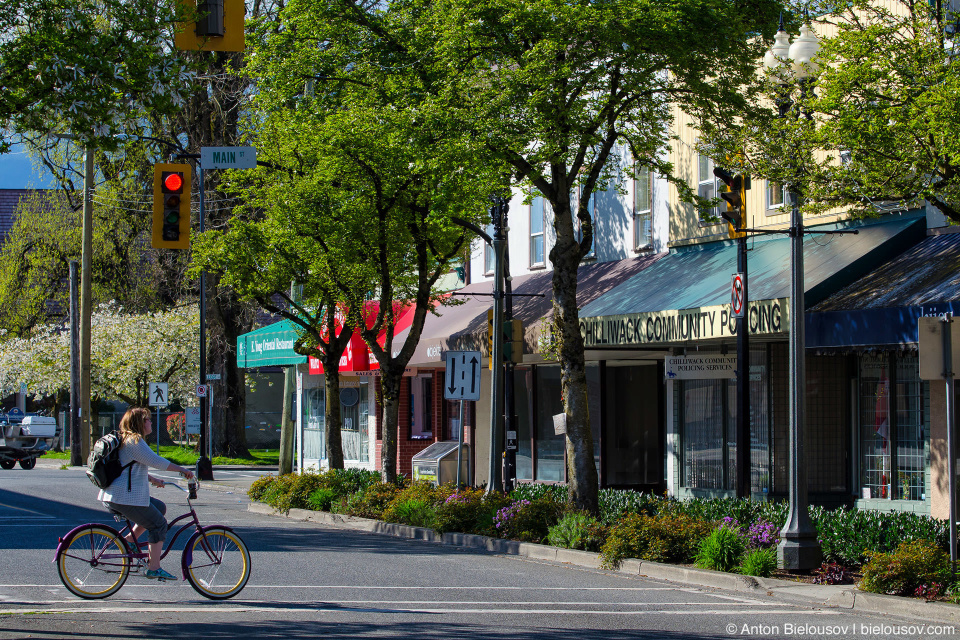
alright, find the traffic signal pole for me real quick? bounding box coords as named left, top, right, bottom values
left=196, top=164, right=214, bottom=480
left=735, top=224, right=750, bottom=499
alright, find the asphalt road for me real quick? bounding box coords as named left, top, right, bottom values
left=0, top=467, right=955, bottom=640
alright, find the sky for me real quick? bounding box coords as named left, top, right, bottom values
left=0, top=145, right=56, bottom=189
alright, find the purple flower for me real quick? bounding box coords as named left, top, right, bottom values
left=494, top=500, right=529, bottom=532
left=747, top=520, right=779, bottom=548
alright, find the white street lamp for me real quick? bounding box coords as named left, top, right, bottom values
left=764, top=16, right=824, bottom=572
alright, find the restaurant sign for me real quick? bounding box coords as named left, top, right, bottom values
left=580, top=298, right=788, bottom=347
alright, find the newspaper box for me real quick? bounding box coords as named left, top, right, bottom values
left=411, top=441, right=469, bottom=487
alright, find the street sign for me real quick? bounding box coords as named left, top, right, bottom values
left=201, top=146, right=257, bottom=170
left=196, top=384, right=209, bottom=398
left=206, top=373, right=222, bottom=381
left=444, top=351, right=482, bottom=401
left=185, top=407, right=201, bottom=435
left=732, top=273, right=745, bottom=318
left=148, top=382, right=169, bottom=407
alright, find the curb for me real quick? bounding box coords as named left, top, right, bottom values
left=249, top=502, right=960, bottom=625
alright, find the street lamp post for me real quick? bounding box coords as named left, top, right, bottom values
left=764, top=19, right=824, bottom=571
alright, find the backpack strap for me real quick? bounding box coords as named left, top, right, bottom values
left=121, top=460, right=136, bottom=492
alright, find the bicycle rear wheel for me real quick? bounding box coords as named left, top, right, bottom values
left=183, top=527, right=250, bottom=600
left=57, top=525, right=130, bottom=599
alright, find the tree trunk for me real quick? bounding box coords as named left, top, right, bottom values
left=324, top=358, right=345, bottom=470
left=278, top=366, right=296, bottom=475
left=206, top=271, right=252, bottom=458
left=379, top=366, right=403, bottom=483
left=549, top=197, right=599, bottom=515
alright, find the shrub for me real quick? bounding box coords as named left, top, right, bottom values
left=346, top=482, right=401, bottom=519
left=739, top=548, right=778, bottom=577
left=811, top=507, right=949, bottom=567
left=307, top=487, right=337, bottom=512
left=495, top=498, right=563, bottom=543
left=248, top=475, right=278, bottom=502
left=746, top=520, right=779, bottom=549
left=272, top=472, right=328, bottom=513
left=323, top=468, right=381, bottom=498
left=547, top=511, right=607, bottom=552
left=598, top=490, right=662, bottom=525
left=859, top=539, right=953, bottom=596
left=812, top=562, right=854, bottom=585
left=434, top=488, right=488, bottom=535
left=696, top=525, right=746, bottom=573
left=387, top=498, right=437, bottom=528
left=600, top=512, right=713, bottom=569
left=381, top=481, right=441, bottom=523
left=510, top=483, right=566, bottom=504
left=259, top=474, right=297, bottom=510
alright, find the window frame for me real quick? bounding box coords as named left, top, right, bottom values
left=529, top=194, right=546, bottom=268
left=634, top=166, right=653, bottom=250
left=483, top=222, right=495, bottom=275
left=766, top=181, right=788, bottom=214
left=697, top=154, right=723, bottom=226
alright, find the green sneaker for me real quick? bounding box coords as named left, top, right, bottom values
left=144, top=567, right=176, bottom=581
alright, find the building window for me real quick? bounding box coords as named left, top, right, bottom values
left=634, top=166, right=652, bottom=249
left=573, top=185, right=596, bottom=259
left=484, top=222, right=495, bottom=274
left=858, top=353, right=927, bottom=501
left=681, top=378, right=736, bottom=490
left=410, top=374, right=433, bottom=439
left=340, top=382, right=369, bottom=463
left=698, top=154, right=721, bottom=225
left=530, top=194, right=546, bottom=267
left=767, top=181, right=787, bottom=211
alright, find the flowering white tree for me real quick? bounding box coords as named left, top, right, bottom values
left=0, top=303, right=199, bottom=407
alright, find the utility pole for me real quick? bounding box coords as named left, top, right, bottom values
left=79, top=145, right=94, bottom=461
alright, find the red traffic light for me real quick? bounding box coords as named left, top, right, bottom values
left=163, top=172, right=184, bottom=192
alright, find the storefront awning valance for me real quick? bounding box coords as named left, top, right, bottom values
left=577, top=216, right=926, bottom=347
left=400, top=255, right=664, bottom=367
left=236, top=320, right=309, bottom=368
left=808, top=230, right=960, bottom=348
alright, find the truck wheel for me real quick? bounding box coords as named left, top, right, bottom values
left=0, top=461, right=14, bottom=470
left=18, top=458, right=35, bottom=470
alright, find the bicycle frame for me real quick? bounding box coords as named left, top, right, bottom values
left=53, top=483, right=237, bottom=580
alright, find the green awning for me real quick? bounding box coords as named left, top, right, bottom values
left=578, top=216, right=926, bottom=347
left=236, top=320, right=308, bottom=368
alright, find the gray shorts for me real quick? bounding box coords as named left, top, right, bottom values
left=104, top=497, right=168, bottom=543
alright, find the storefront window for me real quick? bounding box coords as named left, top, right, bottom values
left=341, top=382, right=369, bottom=463
left=410, top=375, right=433, bottom=439
left=858, top=353, right=927, bottom=501
left=515, top=368, right=534, bottom=481
left=681, top=378, right=735, bottom=490
left=535, top=366, right=565, bottom=481
left=302, top=388, right=326, bottom=462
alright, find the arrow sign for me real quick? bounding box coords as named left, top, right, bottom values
left=444, top=351, right=482, bottom=401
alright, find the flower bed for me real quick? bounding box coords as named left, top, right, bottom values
left=249, top=473, right=955, bottom=601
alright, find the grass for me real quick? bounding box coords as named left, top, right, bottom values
left=42, top=447, right=279, bottom=466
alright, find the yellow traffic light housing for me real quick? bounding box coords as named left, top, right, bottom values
left=713, top=168, right=749, bottom=239
left=152, top=163, right=191, bottom=250
left=487, top=309, right=523, bottom=368
left=175, top=0, right=245, bottom=52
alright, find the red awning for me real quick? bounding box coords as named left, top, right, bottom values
left=308, top=300, right=416, bottom=375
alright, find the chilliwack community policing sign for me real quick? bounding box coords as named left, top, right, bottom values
left=579, top=298, right=788, bottom=347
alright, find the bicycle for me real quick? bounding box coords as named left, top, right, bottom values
left=53, top=479, right=251, bottom=600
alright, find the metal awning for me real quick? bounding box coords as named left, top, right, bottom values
left=400, top=254, right=665, bottom=367
left=236, top=320, right=308, bottom=368
left=808, top=230, right=960, bottom=348
left=577, top=216, right=926, bottom=347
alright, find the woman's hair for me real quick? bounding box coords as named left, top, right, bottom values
left=118, top=407, right=151, bottom=444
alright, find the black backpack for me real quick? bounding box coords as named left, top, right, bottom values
left=86, top=431, right=135, bottom=491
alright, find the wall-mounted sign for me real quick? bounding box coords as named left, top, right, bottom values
left=580, top=298, right=788, bottom=348
left=665, top=355, right=738, bottom=380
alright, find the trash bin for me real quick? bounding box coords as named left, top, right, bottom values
left=411, top=441, right=470, bottom=486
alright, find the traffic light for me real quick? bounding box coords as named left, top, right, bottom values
left=174, top=0, right=245, bottom=52
left=152, top=163, right=191, bottom=250
left=713, top=168, right=749, bottom=237
left=487, top=309, right=523, bottom=368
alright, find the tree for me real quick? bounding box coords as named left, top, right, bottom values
left=220, top=0, right=499, bottom=481
left=0, top=303, right=200, bottom=407
left=418, top=0, right=779, bottom=512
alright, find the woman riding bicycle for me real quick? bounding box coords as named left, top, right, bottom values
left=98, top=407, right=195, bottom=580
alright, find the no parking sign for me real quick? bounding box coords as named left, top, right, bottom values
left=731, top=273, right=745, bottom=318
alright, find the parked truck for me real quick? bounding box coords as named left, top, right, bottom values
left=0, top=411, right=59, bottom=470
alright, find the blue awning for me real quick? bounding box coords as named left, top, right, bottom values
left=578, top=216, right=926, bottom=347
left=808, top=231, right=960, bottom=348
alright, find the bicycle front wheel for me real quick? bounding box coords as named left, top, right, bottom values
left=57, top=525, right=130, bottom=599
left=183, top=527, right=251, bottom=600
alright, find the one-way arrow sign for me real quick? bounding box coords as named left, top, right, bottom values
left=444, top=351, right=482, bottom=401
